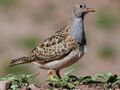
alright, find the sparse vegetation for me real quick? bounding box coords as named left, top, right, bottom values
left=48, top=73, right=120, bottom=90
left=1, top=73, right=120, bottom=90
left=0, top=74, right=36, bottom=90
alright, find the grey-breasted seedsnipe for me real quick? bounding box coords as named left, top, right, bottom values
left=10, top=3, right=95, bottom=79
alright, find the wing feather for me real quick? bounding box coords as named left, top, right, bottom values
left=29, top=25, right=77, bottom=63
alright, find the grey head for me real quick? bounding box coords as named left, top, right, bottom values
left=73, top=3, right=95, bottom=18
left=70, top=3, right=95, bottom=50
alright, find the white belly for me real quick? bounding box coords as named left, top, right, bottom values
left=34, top=48, right=84, bottom=70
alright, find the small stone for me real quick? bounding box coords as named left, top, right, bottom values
left=29, top=84, right=40, bottom=90
left=0, top=81, right=11, bottom=90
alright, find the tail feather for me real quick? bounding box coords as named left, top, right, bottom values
left=9, top=56, right=33, bottom=67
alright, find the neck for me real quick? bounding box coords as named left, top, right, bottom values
left=70, top=16, right=86, bottom=45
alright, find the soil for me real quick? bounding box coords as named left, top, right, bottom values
left=20, top=83, right=120, bottom=90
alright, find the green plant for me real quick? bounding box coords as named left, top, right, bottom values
left=1, top=73, right=120, bottom=89
left=48, top=72, right=120, bottom=89
left=0, top=74, right=36, bottom=90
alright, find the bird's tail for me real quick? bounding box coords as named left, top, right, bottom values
left=9, top=56, right=34, bottom=67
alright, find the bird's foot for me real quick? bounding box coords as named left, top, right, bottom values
left=48, top=70, right=54, bottom=80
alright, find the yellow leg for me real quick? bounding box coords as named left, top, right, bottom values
left=48, top=70, right=54, bottom=80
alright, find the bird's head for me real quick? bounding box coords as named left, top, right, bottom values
left=73, top=3, right=95, bottom=18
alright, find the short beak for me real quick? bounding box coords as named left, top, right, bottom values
left=85, top=8, right=95, bottom=13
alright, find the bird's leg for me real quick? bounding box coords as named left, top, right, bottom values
left=56, top=70, right=61, bottom=79
left=48, top=70, right=54, bottom=80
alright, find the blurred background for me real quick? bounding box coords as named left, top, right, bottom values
left=0, top=0, right=120, bottom=82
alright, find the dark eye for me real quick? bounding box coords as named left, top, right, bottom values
left=79, top=5, right=83, bottom=8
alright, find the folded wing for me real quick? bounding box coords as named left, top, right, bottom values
left=29, top=26, right=77, bottom=63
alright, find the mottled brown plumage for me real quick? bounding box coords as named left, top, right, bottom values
left=31, top=26, right=77, bottom=62
left=10, top=25, right=77, bottom=66
left=10, top=3, right=95, bottom=78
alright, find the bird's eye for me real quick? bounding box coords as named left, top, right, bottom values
left=79, top=5, right=83, bottom=8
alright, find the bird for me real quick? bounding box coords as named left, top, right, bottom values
left=9, top=3, right=95, bottom=79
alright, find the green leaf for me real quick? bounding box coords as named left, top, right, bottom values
left=11, top=84, right=19, bottom=90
